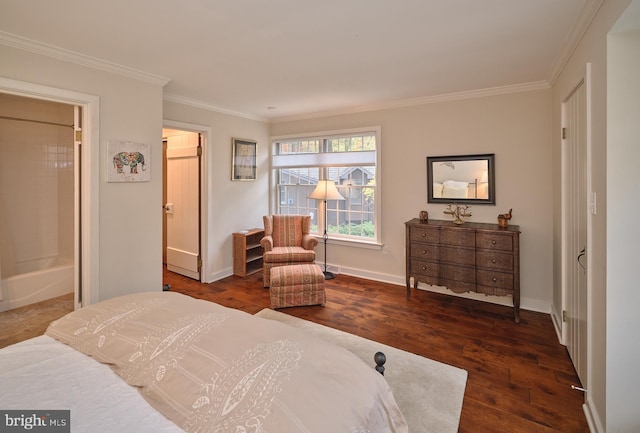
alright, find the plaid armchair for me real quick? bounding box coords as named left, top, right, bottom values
left=261, top=215, right=318, bottom=287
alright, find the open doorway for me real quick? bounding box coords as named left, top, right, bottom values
left=162, top=121, right=210, bottom=283
left=0, top=93, right=75, bottom=311
left=0, top=78, right=99, bottom=312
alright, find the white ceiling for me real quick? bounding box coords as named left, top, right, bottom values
left=0, top=0, right=598, bottom=121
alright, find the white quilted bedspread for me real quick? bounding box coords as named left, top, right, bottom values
left=0, top=335, right=184, bottom=432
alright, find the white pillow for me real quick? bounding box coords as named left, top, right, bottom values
left=443, top=180, right=469, bottom=189
left=442, top=185, right=468, bottom=198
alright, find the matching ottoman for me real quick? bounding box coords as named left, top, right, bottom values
left=269, top=264, right=326, bottom=309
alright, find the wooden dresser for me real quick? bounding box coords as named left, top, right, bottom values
left=405, top=218, right=521, bottom=322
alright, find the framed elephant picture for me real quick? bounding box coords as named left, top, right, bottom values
left=107, top=139, right=151, bottom=182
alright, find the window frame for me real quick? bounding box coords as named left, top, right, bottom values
left=269, top=126, right=382, bottom=247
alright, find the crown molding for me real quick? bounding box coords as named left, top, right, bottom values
left=269, top=81, right=550, bottom=124
left=0, top=31, right=170, bottom=86
left=546, top=0, right=605, bottom=86
left=163, top=93, right=267, bottom=122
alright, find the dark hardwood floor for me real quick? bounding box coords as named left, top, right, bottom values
left=164, top=268, right=589, bottom=433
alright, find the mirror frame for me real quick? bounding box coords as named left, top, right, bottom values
left=427, top=153, right=496, bottom=205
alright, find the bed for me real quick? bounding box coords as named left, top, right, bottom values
left=0, top=292, right=408, bottom=433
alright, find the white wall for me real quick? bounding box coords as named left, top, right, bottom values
left=163, top=100, right=270, bottom=282
left=0, top=44, right=165, bottom=302
left=607, top=19, right=640, bottom=433
left=270, top=89, right=554, bottom=312
left=551, top=0, right=636, bottom=431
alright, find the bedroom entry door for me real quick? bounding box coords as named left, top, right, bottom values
left=163, top=131, right=201, bottom=280
left=562, top=79, right=588, bottom=389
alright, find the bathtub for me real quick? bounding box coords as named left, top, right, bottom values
left=0, top=257, right=74, bottom=312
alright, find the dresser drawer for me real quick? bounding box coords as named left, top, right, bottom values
left=440, top=246, right=475, bottom=266
left=410, top=244, right=439, bottom=261
left=411, top=226, right=439, bottom=243
left=476, top=250, right=514, bottom=271
left=440, top=228, right=475, bottom=247
left=477, top=269, right=513, bottom=289
left=476, top=232, right=513, bottom=251
left=440, top=263, right=475, bottom=284
left=410, top=259, right=439, bottom=278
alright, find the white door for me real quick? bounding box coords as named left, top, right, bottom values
left=164, top=132, right=201, bottom=280
left=562, top=80, right=588, bottom=387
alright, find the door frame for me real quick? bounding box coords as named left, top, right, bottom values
left=560, top=63, right=593, bottom=392
left=0, top=77, right=100, bottom=309
left=163, top=119, right=211, bottom=283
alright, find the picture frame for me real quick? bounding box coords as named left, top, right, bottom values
left=427, top=153, right=495, bottom=205
left=107, top=139, right=151, bottom=182
left=231, top=138, right=257, bottom=181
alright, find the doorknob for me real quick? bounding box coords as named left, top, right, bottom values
left=164, top=203, right=174, bottom=214
left=577, top=247, right=586, bottom=271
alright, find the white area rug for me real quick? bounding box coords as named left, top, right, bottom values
left=255, top=309, right=468, bottom=433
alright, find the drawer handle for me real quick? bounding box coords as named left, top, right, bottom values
left=492, top=277, right=497, bottom=282
left=491, top=240, right=497, bottom=245
left=492, top=259, right=496, bottom=264
left=421, top=266, right=427, bottom=271
left=421, top=233, right=426, bottom=237
left=422, top=250, right=427, bottom=255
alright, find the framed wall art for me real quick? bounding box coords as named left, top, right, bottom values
left=107, top=139, right=151, bottom=182
left=427, top=153, right=495, bottom=205
left=231, top=137, right=257, bottom=181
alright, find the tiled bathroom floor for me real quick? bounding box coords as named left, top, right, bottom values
left=0, top=293, right=74, bottom=349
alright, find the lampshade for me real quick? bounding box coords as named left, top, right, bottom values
left=309, top=180, right=345, bottom=201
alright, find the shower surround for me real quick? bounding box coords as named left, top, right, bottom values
left=0, top=93, right=74, bottom=311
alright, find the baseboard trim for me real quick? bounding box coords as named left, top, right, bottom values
left=583, top=398, right=604, bottom=433
left=206, top=267, right=233, bottom=284
left=550, top=304, right=564, bottom=344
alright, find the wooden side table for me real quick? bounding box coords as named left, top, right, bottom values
left=232, top=228, right=265, bottom=276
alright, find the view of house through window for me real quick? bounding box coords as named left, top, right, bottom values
left=271, top=128, right=380, bottom=243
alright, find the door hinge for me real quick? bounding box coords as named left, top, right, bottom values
left=563, top=310, right=568, bottom=322
left=197, top=145, right=202, bottom=157
left=75, top=130, right=82, bottom=141
left=197, top=257, right=202, bottom=271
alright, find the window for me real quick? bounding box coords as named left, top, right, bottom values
left=271, top=127, right=380, bottom=244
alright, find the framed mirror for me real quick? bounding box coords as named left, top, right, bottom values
left=427, top=153, right=495, bottom=205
